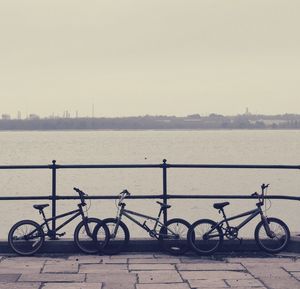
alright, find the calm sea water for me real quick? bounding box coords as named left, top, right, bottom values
left=0, top=130, right=299, bottom=238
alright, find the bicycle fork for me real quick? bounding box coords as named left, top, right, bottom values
left=260, top=215, right=275, bottom=238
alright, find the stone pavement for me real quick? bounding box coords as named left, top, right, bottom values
left=0, top=252, right=299, bottom=289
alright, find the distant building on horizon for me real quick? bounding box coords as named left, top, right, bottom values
left=28, top=114, right=40, bottom=120
left=1, top=114, right=11, bottom=120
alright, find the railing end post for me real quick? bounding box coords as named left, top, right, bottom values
left=51, top=159, right=57, bottom=239
left=162, top=159, right=168, bottom=225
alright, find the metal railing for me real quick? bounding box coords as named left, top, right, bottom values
left=0, top=159, right=299, bottom=239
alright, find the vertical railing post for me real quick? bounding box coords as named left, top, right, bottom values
left=51, top=160, right=57, bottom=239
left=162, top=159, right=168, bottom=225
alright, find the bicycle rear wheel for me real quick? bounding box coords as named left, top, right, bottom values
left=97, top=218, right=130, bottom=255
left=159, top=218, right=190, bottom=255
left=8, top=220, right=45, bottom=256
left=188, top=219, right=223, bottom=255
left=74, top=217, right=109, bottom=254
left=255, top=217, right=290, bottom=253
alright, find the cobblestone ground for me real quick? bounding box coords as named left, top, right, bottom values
left=0, top=252, right=299, bottom=289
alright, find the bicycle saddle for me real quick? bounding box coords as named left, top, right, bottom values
left=213, top=202, right=230, bottom=210
left=156, top=201, right=171, bottom=209
left=33, top=204, right=49, bottom=210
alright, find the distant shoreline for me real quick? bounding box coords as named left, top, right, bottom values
left=1, top=128, right=300, bottom=132
left=1, top=114, right=300, bottom=130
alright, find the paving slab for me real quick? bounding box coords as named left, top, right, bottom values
left=180, top=270, right=253, bottom=280
left=129, top=258, right=180, bottom=264
left=177, top=263, right=245, bottom=271
left=129, top=263, right=175, bottom=270
left=291, top=272, right=300, bottom=280
left=102, top=258, right=128, bottom=264
left=86, top=272, right=137, bottom=283
left=226, top=278, right=265, bottom=287
left=187, top=278, right=228, bottom=288
left=110, top=254, right=155, bottom=259
left=43, top=260, right=79, bottom=273
left=258, top=277, right=300, bottom=289
left=0, top=283, right=42, bottom=289
left=19, top=273, right=85, bottom=282
left=136, top=284, right=190, bottom=289
left=226, top=257, right=294, bottom=263
left=0, top=264, right=43, bottom=274
left=136, top=270, right=183, bottom=283
left=282, top=262, right=300, bottom=271
left=103, top=283, right=135, bottom=289
left=79, top=264, right=128, bottom=273
left=0, top=273, right=20, bottom=282
left=180, top=257, right=222, bottom=263
left=43, top=283, right=102, bottom=289
left=243, top=264, right=291, bottom=278
left=68, top=255, right=103, bottom=263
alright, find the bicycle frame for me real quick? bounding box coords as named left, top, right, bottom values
left=37, top=204, right=89, bottom=238
left=113, top=204, right=177, bottom=240
left=206, top=206, right=263, bottom=238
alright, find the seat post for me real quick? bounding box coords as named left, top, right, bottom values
left=157, top=207, right=163, bottom=220
left=220, top=208, right=230, bottom=227
left=40, top=209, right=51, bottom=231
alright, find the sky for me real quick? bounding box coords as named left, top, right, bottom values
left=0, top=0, right=300, bottom=118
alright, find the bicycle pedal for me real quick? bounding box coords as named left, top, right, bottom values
left=57, top=232, right=66, bottom=237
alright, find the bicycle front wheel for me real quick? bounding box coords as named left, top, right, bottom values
left=255, top=217, right=290, bottom=253
left=74, top=217, right=109, bottom=254
left=188, top=219, right=223, bottom=255
left=99, top=218, right=130, bottom=255
left=8, top=220, right=45, bottom=256
left=159, top=218, right=191, bottom=255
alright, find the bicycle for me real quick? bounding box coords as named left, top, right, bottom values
left=95, top=189, right=191, bottom=255
left=8, top=187, right=109, bottom=256
left=187, top=183, right=290, bottom=255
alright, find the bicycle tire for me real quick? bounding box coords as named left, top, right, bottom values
left=188, top=219, right=223, bottom=255
left=98, top=218, right=130, bottom=255
left=159, top=218, right=191, bottom=255
left=8, top=220, right=45, bottom=256
left=74, top=217, right=109, bottom=254
left=255, top=217, right=290, bottom=253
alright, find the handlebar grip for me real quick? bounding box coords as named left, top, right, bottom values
left=261, top=183, right=270, bottom=190
left=121, top=189, right=131, bottom=196
left=74, top=187, right=85, bottom=195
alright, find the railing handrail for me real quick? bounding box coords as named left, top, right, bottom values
left=1, top=163, right=300, bottom=169
left=0, top=194, right=299, bottom=201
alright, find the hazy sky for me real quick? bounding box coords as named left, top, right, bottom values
left=0, top=0, right=299, bottom=118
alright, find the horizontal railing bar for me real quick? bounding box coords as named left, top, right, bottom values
left=168, top=164, right=300, bottom=169
left=167, top=194, right=300, bottom=201
left=0, top=164, right=162, bottom=169
left=0, top=194, right=298, bottom=201
left=57, top=164, right=162, bottom=169
left=0, top=196, right=52, bottom=200
left=0, top=164, right=300, bottom=170
left=0, top=165, right=51, bottom=169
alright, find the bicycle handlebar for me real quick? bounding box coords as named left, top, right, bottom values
left=118, top=189, right=131, bottom=205
left=251, top=183, right=270, bottom=205
left=73, top=187, right=86, bottom=204
left=261, top=183, right=270, bottom=191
